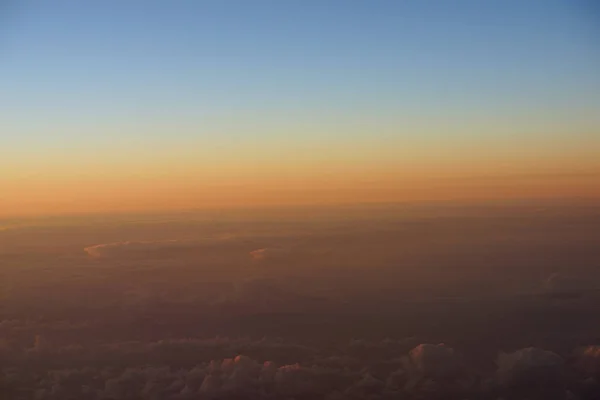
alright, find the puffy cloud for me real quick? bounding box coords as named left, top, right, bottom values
left=184, top=356, right=349, bottom=398
left=405, top=343, right=465, bottom=380
left=496, top=347, right=564, bottom=387
left=385, top=368, right=408, bottom=392
left=274, top=363, right=312, bottom=395
left=220, top=355, right=261, bottom=392
left=259, top=360, right=277, bottom=385
left=273, top=363, right=355, bottom=397
left=9, top=337, right=600, bottom=400
left=575, top=346, right=600, bottom=377
left=344, top=373, right=385, bottom=397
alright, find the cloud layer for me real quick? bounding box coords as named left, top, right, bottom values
left=3, top=337, right=600, bottom=400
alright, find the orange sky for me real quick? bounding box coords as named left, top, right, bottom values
left=3, top=154, right=599, bottom=217
left=3, top=1, right=600, bottom=218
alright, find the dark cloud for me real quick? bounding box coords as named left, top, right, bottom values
left=496, top=347, right=565, bottom=387
left=405, top=343, right=466, bottom=380
left=5, top=336, right=600, bottom=400
left=575, top=346, right=600, bottom=378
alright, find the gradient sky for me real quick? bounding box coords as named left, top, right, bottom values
left=1, top=0, right=599, bottom=216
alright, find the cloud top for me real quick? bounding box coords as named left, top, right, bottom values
left=84, top=240, right=181, bottom=258
left=248, top=247, right=288, bottom=261
left=83, top=236, right=236, bottom=258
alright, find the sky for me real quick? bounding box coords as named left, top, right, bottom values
left=1, top=0, right=599, bottom=216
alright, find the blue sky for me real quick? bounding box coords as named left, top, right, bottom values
left=1, top=0, right=599, bottom=153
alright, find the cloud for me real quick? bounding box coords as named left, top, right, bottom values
left=83, top=237, right=235, bottom=258
left=248, top=247, right=289, bottom=261
left=404, top=343, right=465, bottom=380
left=196, top=355, right=262, bottom=397
left=8, top=340, right=600, bottom=400
left=84, top=240, right=181, bottom=258
left=344, top=373, right=385, bottom=397
left=575, top=346, right=600, bottom=377
left=496, top=347, right=564, bottom=387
